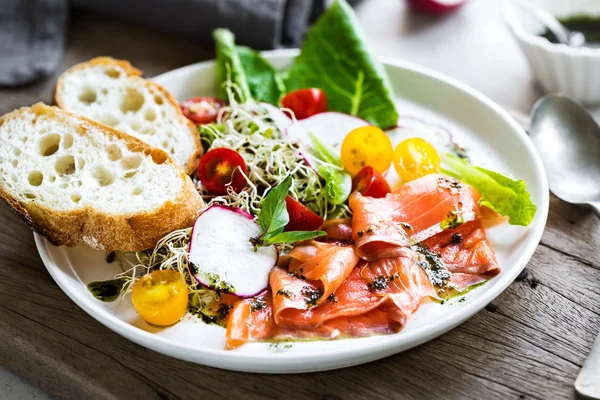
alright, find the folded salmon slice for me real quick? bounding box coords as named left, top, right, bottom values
left=421, top=219, right=500, bottom=291
left=226, top=291, right=276, bottom=350
left=360, top=249, right=438, bottom=317
left=350, top=174, right=480, bottom=261
left=287, top=241, right=359, bottom=302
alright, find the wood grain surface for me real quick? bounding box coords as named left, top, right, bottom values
left=1, top=3, right=600, bottom=400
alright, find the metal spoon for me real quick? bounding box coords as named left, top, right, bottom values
left=530, top=93, right=600, bottom=399
left=513, top=0, right=585, bottom=47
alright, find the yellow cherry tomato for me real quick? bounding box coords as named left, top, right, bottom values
left=131, top=270, right=188, bottom=326
left=392, top=138, right=441, bottom=182
left=340, top=126, right=393, bottom=176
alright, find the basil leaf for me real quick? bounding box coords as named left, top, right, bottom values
left=213, top=29, right=251, bottom=102
left=264, top=230, right=326, bottom=245
left=258, top=176, right=293, bottom=235
left=441, top=154, right=537, bottom=226
left=237, top=46, right=286, bottom=105
left=284, top=0, right=399, bottom=129
left=317, top=164, right=352, bottom=205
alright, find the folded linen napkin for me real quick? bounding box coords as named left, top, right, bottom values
left=0, top=0, right=328, bottom=87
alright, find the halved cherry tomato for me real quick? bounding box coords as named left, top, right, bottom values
left=198, top=148, right=247, bottom=195
left=281, top=88, right=328, bottom=120
left=341, top=126, right=393, bottom=176
left=131, top=270, right=188, bottom=326
left=181, top=97, right=226, bottom=124
left=284, top=196, right=324, bottom=231
left=393, top=138, right=440, bottom=182
left=352, top=166, right=391, bottom=198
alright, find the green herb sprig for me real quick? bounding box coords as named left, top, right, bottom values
left=250, top=176, right=325, bottom=249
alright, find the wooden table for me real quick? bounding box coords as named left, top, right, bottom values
left=1, top=1, right=599, bottom=399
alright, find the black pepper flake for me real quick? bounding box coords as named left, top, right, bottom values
left=250, top=297, right=266, bottom=312
left=327, top=293, right=338, bottom=303
left=301, top=286, right=323, bottom=308
left=276, top=289, right=291, bottom=298
left=415, top=244, right=451, bottom=287
left=357, top=230, right=364, bottom=237
left=366, top=227, right=374, bottom=235
left=402, top=223, right=412, bottom=231
left=106, top=251, right=116, bottom=264
left=450, top=233, right=463, bottom=245
left=217, top=304, right=232, bottom=320
left=288, top=268, right=306, bottom=280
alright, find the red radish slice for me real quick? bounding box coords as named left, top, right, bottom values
left=286, top=112, right=370, bottom=166
left=188, top=205, right=277, bottom=298
left=407, top=0, right=467, bottom=14
left=260, top=103, right=293, bottom=132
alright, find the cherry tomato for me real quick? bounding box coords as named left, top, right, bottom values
left=352, top=166, right=391, bottom=198
left=392, top=138, right=440, bottom=182
left=281, top=88, right=328, bottom=120
left=198, top=148, right=247, bottom=195
left=181, top=97, right=226, bottom=124
left=131, top=270, right=188, bottom=326
left=340, top=126, right=393, bottom=176
left=284, top=196, right=324, bottom=232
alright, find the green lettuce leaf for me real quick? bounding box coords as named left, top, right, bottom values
left=213, top=29, right=251, bottom=102
left=317, top=165, right=352, bottom=205
left=284, top=0, right=398, bottom=129
left=237, top=46, right=286, bottom=105
left=441, top=154, right=537, bottom=226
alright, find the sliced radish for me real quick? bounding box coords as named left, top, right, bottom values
left=286, top=112, right=370, bottom=165
left=260, top=103, right=293, bottom=132
left=188, top=205, right=277, bottom=298
left=407, top=0, right=467, bottom=14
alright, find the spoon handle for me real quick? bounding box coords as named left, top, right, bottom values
left=576, top=330, right=600, bottom=399
left=590, top=202, right=600, bottom=217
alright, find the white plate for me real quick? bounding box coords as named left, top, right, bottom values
left=35, top=50, right=549, bottom=373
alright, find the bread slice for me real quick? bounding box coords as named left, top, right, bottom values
left=55, top=57, right=201, bottom=175
left=0, top=103, right=204, bottom=252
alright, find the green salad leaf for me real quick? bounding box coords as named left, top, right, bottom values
left=309, top=132, right=342, bottom=167
left=441, top=154, right=537, bottom=226
left=237, top=46, right=286, bottom=105
left=213, top=29, right=251, bottom=102
left=284, top=0, right=399, bottom=129
left=317, top=165, right=352, bottom=206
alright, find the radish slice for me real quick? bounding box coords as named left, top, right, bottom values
left=407, top=0, right=467, bottom=14
left=260, top=103, right=293, bottom=132
left=188, top=205, right=277, bottom=298
left=286, top=112, right=370, bottom=165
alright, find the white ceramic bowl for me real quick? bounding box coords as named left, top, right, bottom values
left=35, top=50, right=549, bottom=373
left=504, top=0, right=600, bottom=104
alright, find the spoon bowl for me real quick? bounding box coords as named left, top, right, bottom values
left=530, top=94, right=600, bottom=212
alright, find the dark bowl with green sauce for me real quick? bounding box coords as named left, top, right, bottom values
left=504, top=1, right=600, bottom=104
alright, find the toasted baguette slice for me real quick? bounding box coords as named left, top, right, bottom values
left=0, top=103, right=204, bottom=252
left=55, top=57, right=201, bottom=175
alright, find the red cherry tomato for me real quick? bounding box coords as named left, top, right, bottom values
left=352, top=166, right=391, bottom=198
left=197, top=148, right=247, bottom=195
left=281, top=88, right=328, bottom=120
left=284, top=196, right=324, bottom=232
left=181, top=97, right=226, bottom=124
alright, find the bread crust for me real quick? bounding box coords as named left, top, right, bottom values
left=54, top=57, right=202, bottom=175
left=0, top=103, right=204, bottom=252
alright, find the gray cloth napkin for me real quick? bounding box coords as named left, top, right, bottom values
left=0, top=0, right=67, bottom=87
left=0, top=0, right=327, bottom=87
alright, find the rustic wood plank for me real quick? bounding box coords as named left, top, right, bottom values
left=1, top=6, right=599, bottom=400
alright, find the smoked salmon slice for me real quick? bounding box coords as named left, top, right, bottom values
left=226, top=291, right=275, bottom=350
left=360, top=249, right=438, bottom=317
left=350, top=174, right=480, bottom=261
left=421, top=219, right=500, bottom=291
